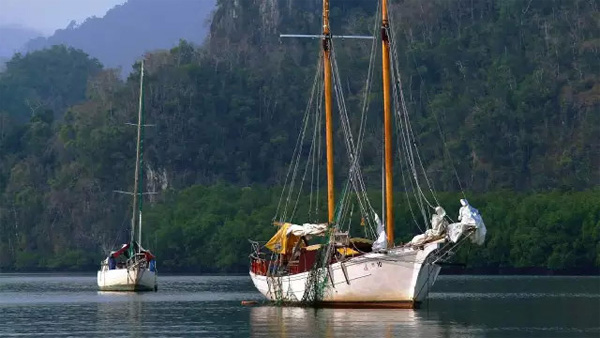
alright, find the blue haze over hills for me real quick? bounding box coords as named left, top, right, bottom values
left=0, top=0, right=215, bottom=74
left=0, top=25, right=43, bottom=69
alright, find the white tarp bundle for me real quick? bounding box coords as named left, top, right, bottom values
left=286, top=223, right=328, bottom=237
left=448, top=199, right=487, bottom=245
left=408, top=200, right=487, bottom=246
left=447, top=223, right=465, bottom=243
left=409, top=206, right=449, bottom=246
left=430, top=206, right=449, bottom=236
left=371, top=213, right=387, bottom=251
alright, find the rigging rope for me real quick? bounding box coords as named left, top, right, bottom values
left=388, top=39, right=430, bottom=229
left=385, top=9, right=445, bottom=229
left=387, top=4, right=466, bottom=200
left=329, top=8, right=382, bottom=239
left=309, top=78, right=324, bottom=222
left=274, top=57, right=323, bottom=222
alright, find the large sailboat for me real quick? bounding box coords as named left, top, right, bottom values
left=97, top=60, right=157, bottom=292
left=248, top=0, right=486, bottom=308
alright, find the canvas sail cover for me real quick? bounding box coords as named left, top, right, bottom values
left=111, top=243, right=130, bottom=258
left=448, top=199, right=487, bottom=245
left=371, top=213, right=387, bottom=251
left=265, top=222, right=327, bottom=254
left=337, top=247, right=360, bottom=256
left=110, top=241, right=155, bottom=260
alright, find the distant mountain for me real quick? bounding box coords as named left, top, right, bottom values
left=0, top=25, right=43, bottom=59
left=24, top=0, right=215, bottom=75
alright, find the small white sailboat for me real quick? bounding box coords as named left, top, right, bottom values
left=97, top=60, right=157, bottom=292
left=248, top=0, right=486, bottom=308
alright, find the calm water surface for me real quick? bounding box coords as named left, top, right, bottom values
left=0, top=274, right=598, bottom=337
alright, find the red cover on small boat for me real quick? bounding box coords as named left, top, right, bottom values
left=111, top=243, right=130, bottom=258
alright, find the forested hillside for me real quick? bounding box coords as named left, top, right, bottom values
left=0, top=0, right=598, bottom=272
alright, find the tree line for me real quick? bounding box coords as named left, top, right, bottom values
left=142, top=184, right=600, bottom=273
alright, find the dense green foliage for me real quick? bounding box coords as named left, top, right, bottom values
left=0, top=46, right=102, bottom=122
left=144, top=185, right=600, bottom=273
left=0, top=0, right=597, bottom=272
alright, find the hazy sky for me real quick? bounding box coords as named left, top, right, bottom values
left=0, top=0, right=127, bottom=35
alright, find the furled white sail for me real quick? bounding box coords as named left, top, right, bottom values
left=286, top=223, right=328, bottom=237
left=371, top=213, right=387, bottom=251
left=448, top=199, right=487, bottom=245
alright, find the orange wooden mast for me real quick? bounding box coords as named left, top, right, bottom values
left=381, top=0, right=394, bottom=246
left=322, top=0, right=335, bottom=224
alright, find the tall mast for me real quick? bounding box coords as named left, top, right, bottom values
left=322, top=0, right=335, bottom=224
left=381, top=0, right=394, bottom=246
left=131, top=60, right=145, bottom=247
left=137, top=60, right=146, bottom=247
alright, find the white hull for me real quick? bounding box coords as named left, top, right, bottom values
left=97, top=267, right=157, bottom=292
left=250, top=241, right=443, bottom=307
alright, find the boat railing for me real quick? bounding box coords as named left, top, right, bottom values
left=126, top=253, right=149, bottom=270
left=333, top=231, right=350, bottom=247
left=248, top=240, right=267, bottom=259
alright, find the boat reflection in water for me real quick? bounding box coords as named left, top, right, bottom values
left=249, top=305, right=466, bottom=338
left=95, top=292, right=145, bottom=336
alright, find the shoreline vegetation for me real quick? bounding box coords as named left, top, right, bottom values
left=1, top=185, right=598, bottom=275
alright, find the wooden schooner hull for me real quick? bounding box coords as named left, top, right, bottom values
left=97, top=267, right=157, bottom=292
left=250, top=241, right=442, bottom=308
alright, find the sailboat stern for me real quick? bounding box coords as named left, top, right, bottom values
left=97, top=266, right=157, bottom=292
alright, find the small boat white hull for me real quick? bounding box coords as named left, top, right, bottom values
left=250, top=241, right=442, bottom=308
left=97, top=267, right=157, bottom=292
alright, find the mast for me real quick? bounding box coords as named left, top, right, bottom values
left=381, top=0, right=394, bottom=246
left=323, top=0, right=335, bottom=224
left=131, top=60, right=145, bottom=248
left=137, top=60, right=146, bottom=248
